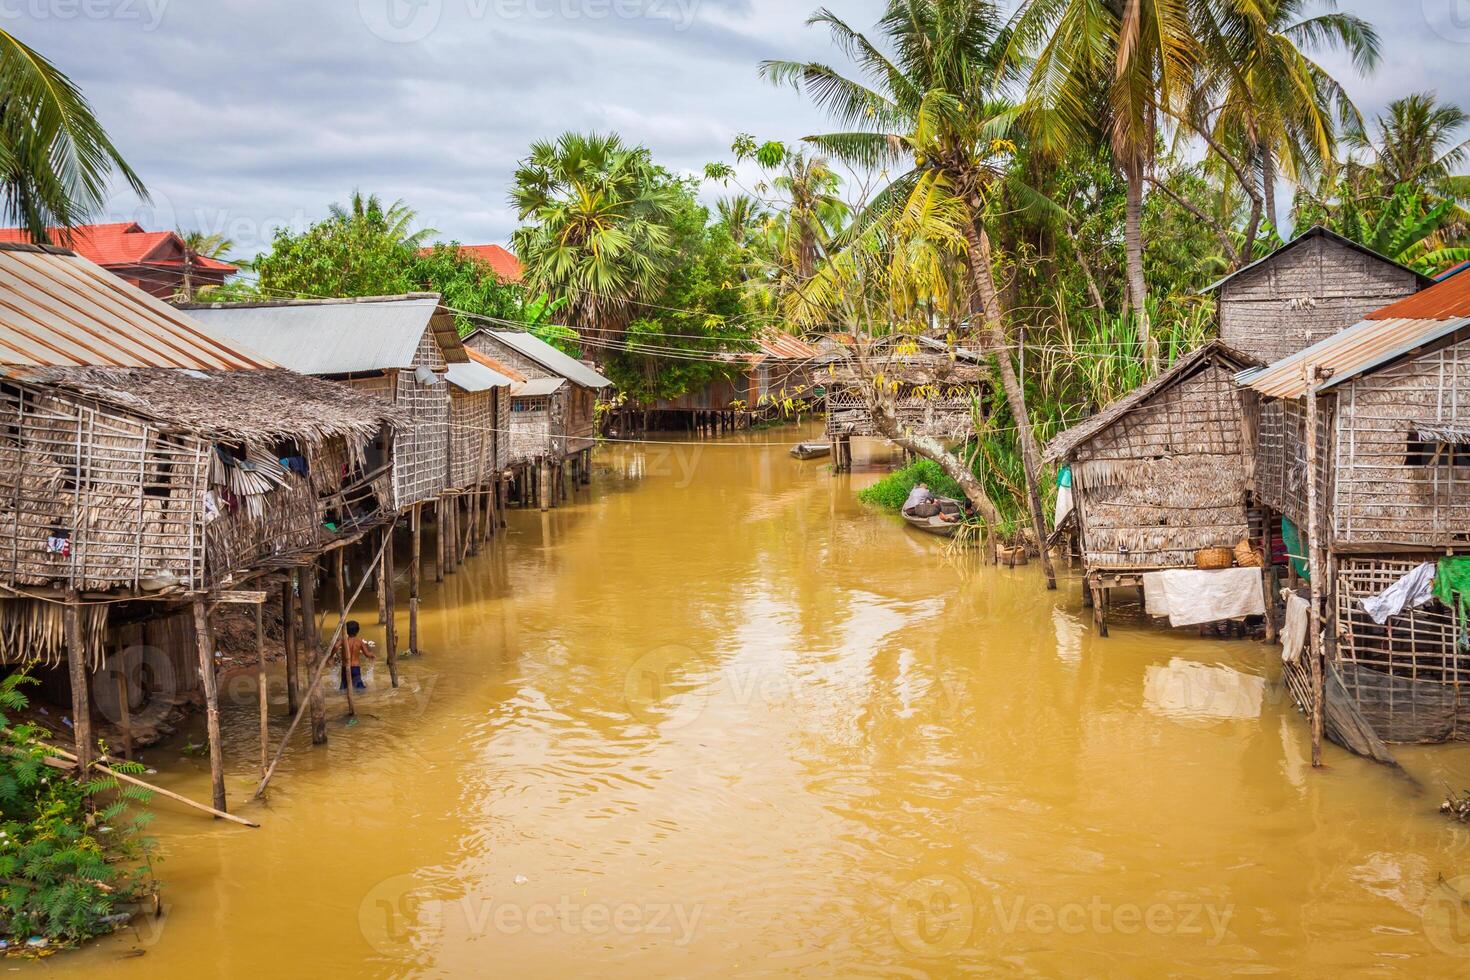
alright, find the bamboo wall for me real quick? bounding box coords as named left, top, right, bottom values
left=449, top=389, right=495, bottom=490
left=824, top=383, right=979, bottom=441
left=494, top=388, right=511, bottom=475
left=1072, top=362, right=1254, bottom=570
left=0, top=382, right=208, bottom=592
left=508, top=396, right=556, bottom=465
left=1332, top=335, right=1470, bottom=548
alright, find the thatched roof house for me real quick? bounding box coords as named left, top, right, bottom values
left=821, top=335, right=988, bottom=444
left=1205, top=226, right=1430, bottom=366
left=1045, top=341, right=1261, bottom=634
left=188, top=294, right=467, bottom=512
left=1238, top=271, right=1470, bottom=743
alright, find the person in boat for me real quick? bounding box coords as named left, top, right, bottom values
left=903, top=482, right=940, bottom=518
left=336, top=621, right=374, bottom=691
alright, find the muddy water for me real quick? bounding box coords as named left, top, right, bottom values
left=37, top=423, right=1470, bottom=977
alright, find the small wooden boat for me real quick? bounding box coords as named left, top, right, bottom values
left=790, top=442, right=832, bottom=460
left=901, top=496, right=966, bottom=537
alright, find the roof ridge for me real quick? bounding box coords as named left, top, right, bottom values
left=179, top=292, right=442, bottom=311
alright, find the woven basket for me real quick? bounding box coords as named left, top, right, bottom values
left=1195, top=547, right=1235, bottom=570
left=1233, top=539, right=1263, bottom=568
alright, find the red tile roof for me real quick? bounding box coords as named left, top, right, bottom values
left=420, top=243, right=522, bottom=283
left=0, top=222, right=237, bottom=274
left=1367, top=267, right=1470, bottom=321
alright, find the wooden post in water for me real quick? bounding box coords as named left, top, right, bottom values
left=539, top=458, right=551, bottom=511
left=376, top=536, right=389, bottom=625
left=434, top=497, right=445, bottom=583
left=282, top=576, right=299, bottom=714
left=256, top=603, right=268, bottom=780
left=336, top=548, right=354, bottom=718
left=299, top=563, right=326, bottom=745
left=191, top=599, right=228, bottom=814
left=63, top=596, right=92, bottom=772
left=1261, top=507, right=1278, bottom=644
left=383, top=522, right=399, bottom=687
left=1305, top=366, right=1326, bottom=768
left=409, top=504, right=422, bottom=656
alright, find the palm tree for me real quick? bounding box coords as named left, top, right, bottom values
left=1345, top=93, right=1470, bottom=204
left=0, top=29, right=145, bottom=240
left=510, top=132, right=681, bottom=345
left=329, top=191, right=435, bottom=250
left=715, top=194, right=766, bottom=246
left=1192, top=0, right=1378, bottom=236
left=763, top=0, right=1059, bottom=587
left=1009, top=0, right=1201, bottom=371
left=177, top=230, right=236, bottom=301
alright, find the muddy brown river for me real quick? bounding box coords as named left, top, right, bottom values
left=37, top=424, right=1470, bottom=976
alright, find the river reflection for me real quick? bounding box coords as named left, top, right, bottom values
left=42, top=424, right=1470, bottom=978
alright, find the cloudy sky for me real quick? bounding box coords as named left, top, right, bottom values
left=13, top=0, right=1470, bottom=257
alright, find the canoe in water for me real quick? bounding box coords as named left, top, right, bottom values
left=901, top=497, right=965, bottom=537
left=790, top=443, right=832, bottom=460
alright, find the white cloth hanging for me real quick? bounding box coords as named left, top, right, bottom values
left=1359, top=562, right=1436, bottom=625
left=1281, top=594, right=1310, bottom=664
left=1143, top=568, right=1267, bottom=628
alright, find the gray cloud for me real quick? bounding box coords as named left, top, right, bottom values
left=7, top=0, right=1466, bottom=257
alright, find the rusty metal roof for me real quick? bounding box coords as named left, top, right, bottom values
left=1235, top=316, right=1470, bottom=398
left=0, top=243, right=275, bottom=370
left=757, top=332, right=821, bottom=360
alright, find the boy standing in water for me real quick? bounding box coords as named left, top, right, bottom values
left=337, top=621, right=374, bottom=691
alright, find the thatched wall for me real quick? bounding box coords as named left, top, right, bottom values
left=824, top=382, right=980, bottom=441
left=1065, top=356, right=1257, bottom=570
left=494, top=388, right=511, bottom=476
left=1219, top=233, right=1423, bottom=364
left=508, top=395, right=557, bottom=465
left=1331, top=332, right=1470, bottom=548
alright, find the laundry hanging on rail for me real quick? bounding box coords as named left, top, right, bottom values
left=1142, top=567, right=1267, bottom=629
left=1280, top=593, right=1310, bottom=664
left=1359, top=562, right=1436, bottom=625
left=1433, top=557, right=1470, bottom=651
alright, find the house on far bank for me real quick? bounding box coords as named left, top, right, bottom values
left=640, top=332, right=823, bottom=437
left=462, top=328, right=612, bottom=508
left=1204, top=226, right=1431, bottom=366
left=0, top=221, right=238, bottom=299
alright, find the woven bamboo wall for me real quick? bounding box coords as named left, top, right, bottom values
left=1334, top=556, right=1470, bottom=742
left=393, top=367, right=450, bottom=508
left=0, top=383, right=207, bottom=592
left=449, top=389, right=494, bottom=490
left=1334, top=336, right=1470, bottom=547
left=1073, top=363, right=1254, bottom=569
left=508, top=396, right=555, bottom=464
left=494, top=388, right=511, bottom=475
left=565, top=388, right=597, bottom=455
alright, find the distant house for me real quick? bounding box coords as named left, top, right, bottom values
left=0, top=222, right=238, bottom=299
left=420, top=244, right=522, bottom=284
left=461, top=328, right=611, bottom=508
left=642, top=332, right=822, bottom=436
left=1205, top=226, right=1430, bottom=365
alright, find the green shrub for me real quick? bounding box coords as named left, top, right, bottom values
left=0, top=671, right=156, bottom=946
left=858, top=459, right=966, bottom=511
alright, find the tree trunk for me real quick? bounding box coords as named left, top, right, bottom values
left=962, top=221, right=1057, bottom=590
left=1262, top=146, right=1278, bottom=233
left=1122, top=161, right=1154, bottom=372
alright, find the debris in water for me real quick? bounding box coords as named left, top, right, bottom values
left=514, top=875, right=528, bottom=885
left=1441, top=789, right=1470, bottom=822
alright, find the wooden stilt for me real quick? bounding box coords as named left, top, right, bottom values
left=539, top=458, right=551, bottom=511
left=191, top=599, right=227, bottom=814
left=376, top=537, right=388, bottom=625
left=256, top=603, right=268, bottom=780
left=1305, top=368, right=1326, bottom=768
left=498, top=478, right=508, bottom=528
left=336, top=548, right=355, bottom=718
left=409, top=504, right=422, bottom=656
left=434, top=497, right=445, bottom=583
left=1262, top=507, right=1279, bottom=643
left=282, top=577, right=299, bottom=714
left=383, top=522, right=399, bottom=687
left=299, top=564, right=326, bottom=745
left=63, top=596, right=92, bottom=772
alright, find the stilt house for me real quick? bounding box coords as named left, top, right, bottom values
left=642, top=332, right=822, bottom=434
left=0, top=243, right=400, bottom=814
left=1043, top=341, right=1262, bottom=634
left=187, top=294, right=468, bottom=512
left=1238, top=272, right=1470, bottom=743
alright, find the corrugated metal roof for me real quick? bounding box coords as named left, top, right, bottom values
left=474, top=329, right=613, bottom=389
left=757, top=331, right=821, bottom=359
left=1235, top=316, right=1470, bottom=398
left=466, top=346, right=526, bottom=383
left=0, top=243, right=274, bottom=369
left=513, top=377, right=566, bottom=397
left=446, top=359, right=510, bottom=392
left=1365, top=265, right=1470, bottom=320
left=1201, top=226, right=1432, bottom=295
left=187, top=295, right=463, bottom=375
